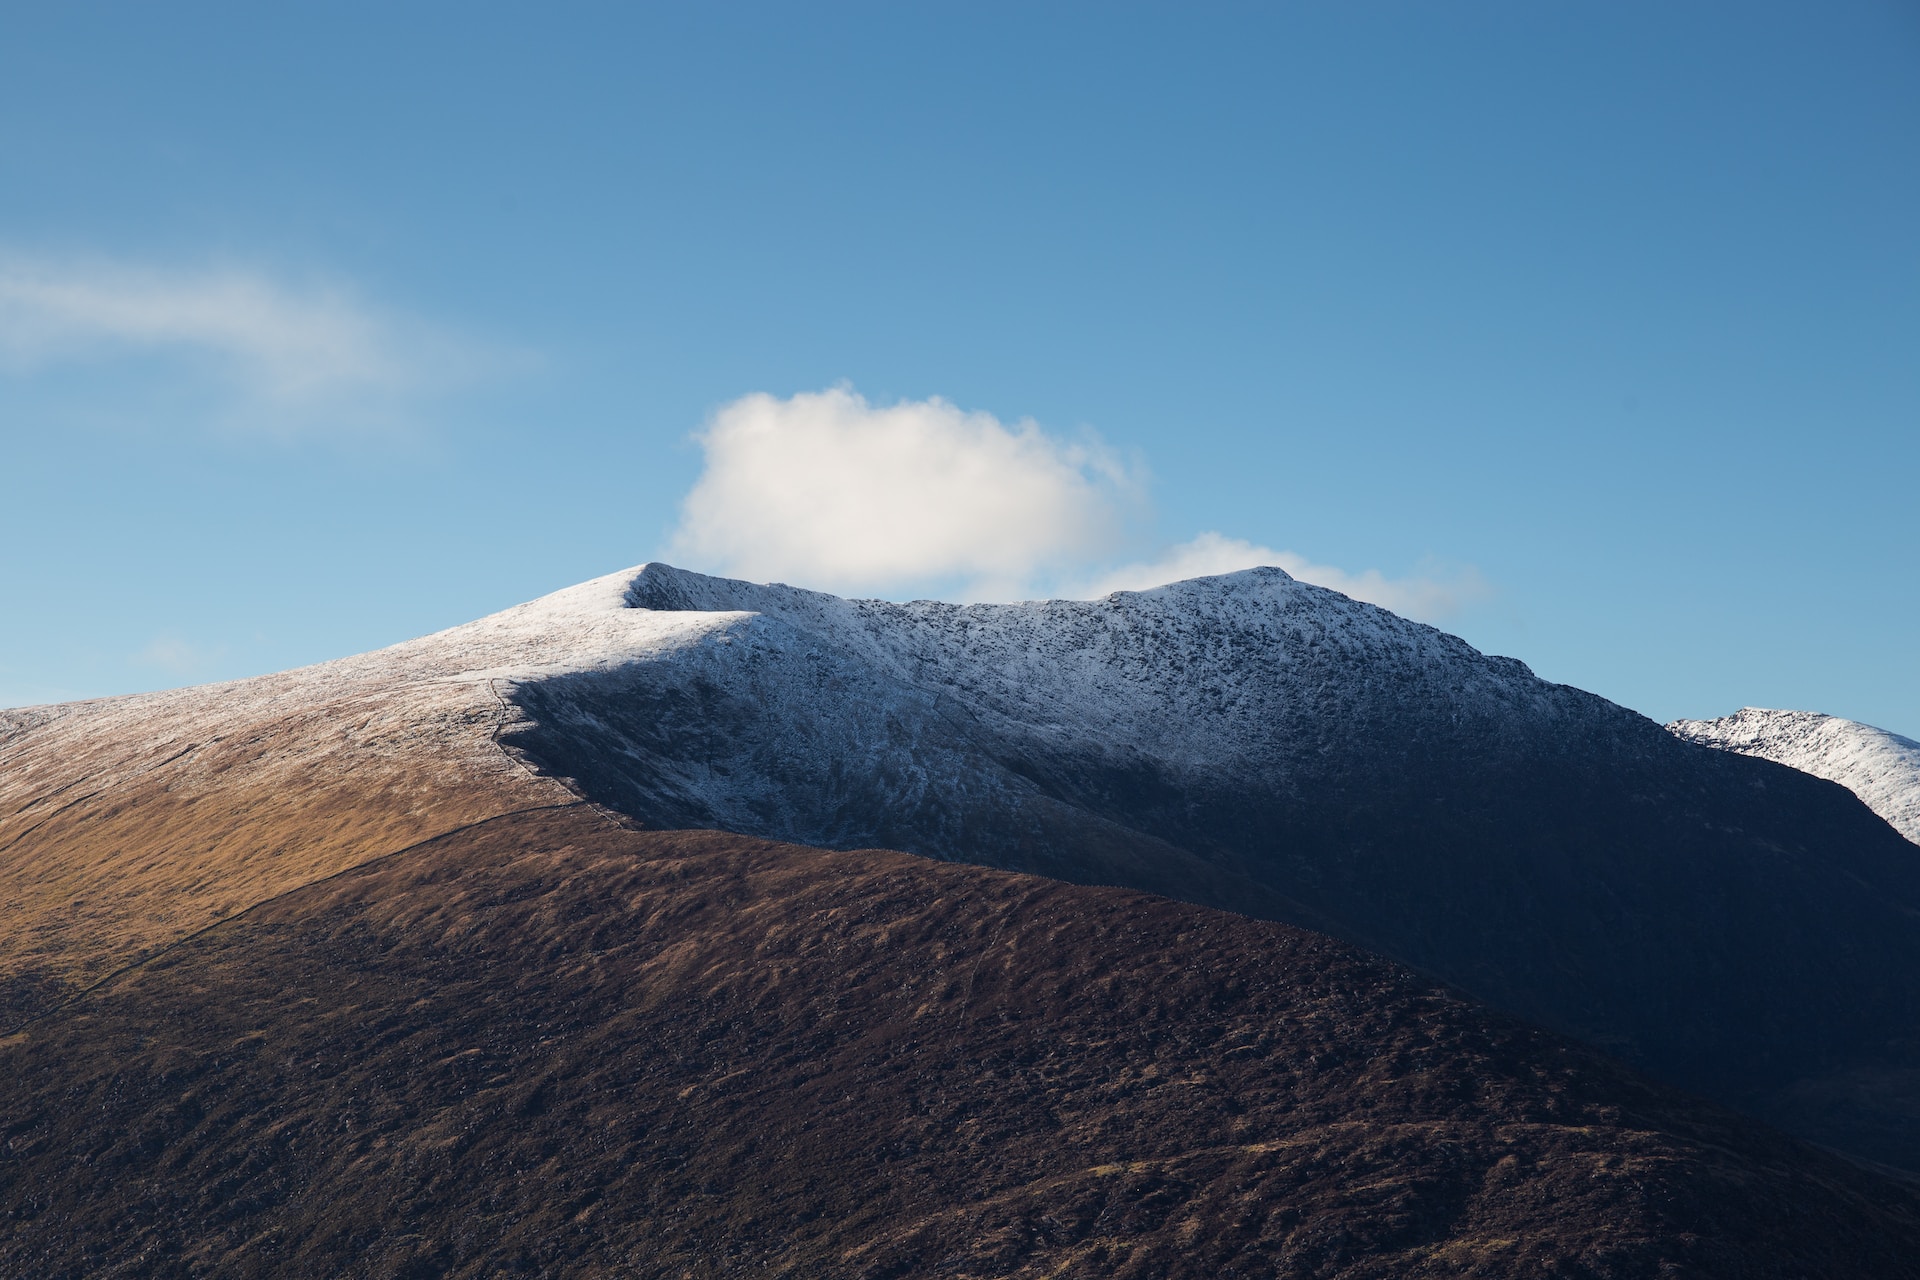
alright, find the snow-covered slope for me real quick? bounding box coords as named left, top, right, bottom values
left=503, top=563, right=1570, bottom=905
left=1669, top=708, right=1920, bottom=844
left=0, top=567, right=732, bottom=818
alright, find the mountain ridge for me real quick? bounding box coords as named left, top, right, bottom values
left=1670, top=706, right=1920, bottom=843
left=5, top=562, right=1919, bottom=1175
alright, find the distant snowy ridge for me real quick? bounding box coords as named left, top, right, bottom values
left=1669, top=708, right=1920, bottom=843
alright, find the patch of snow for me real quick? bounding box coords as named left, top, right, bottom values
left=1668, top=708, right=1920, bottom=844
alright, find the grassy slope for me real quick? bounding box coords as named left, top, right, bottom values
left=0, top=689, right=562, bottom=1023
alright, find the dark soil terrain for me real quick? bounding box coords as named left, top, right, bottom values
left=5, top=805, right=1917, bottom=1279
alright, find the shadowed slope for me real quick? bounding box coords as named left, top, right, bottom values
left=3, top=805, right=1917, bottom=1279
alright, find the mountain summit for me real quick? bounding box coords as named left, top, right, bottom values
left=6, top=563, right=1919, bottom=1177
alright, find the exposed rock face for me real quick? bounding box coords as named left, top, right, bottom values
left=4, top=807, right=1917, bottom=1279
left=1671, top=706, right=1920, bottom=843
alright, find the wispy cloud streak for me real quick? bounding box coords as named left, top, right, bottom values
left=0, top=253, right=502, bottom=430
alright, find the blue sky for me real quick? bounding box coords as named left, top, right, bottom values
left=2, top=2, right=1915, bottom=734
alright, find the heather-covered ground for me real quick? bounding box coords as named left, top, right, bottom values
left=4, top=806, right=1915, bottom=1278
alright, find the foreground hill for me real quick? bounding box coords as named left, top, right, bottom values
left=4, top=563, right=1918, bottom=1174
left=1671, top=707, right=1920, bottom=843
left=4, top=805, right=1917, bottom=1278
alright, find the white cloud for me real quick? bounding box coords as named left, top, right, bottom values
left=1077, top=532, right=1491, bottom=623
left=670, top=387, right=1144, bottom=598
left=0, top=253, right=496, bottom=430
left=668, top=386, right=1491, bottom=623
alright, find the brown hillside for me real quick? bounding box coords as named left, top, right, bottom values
left=4, top=805, right=1916, bottom=1278
left=0, top=677, right=565, bottom=1023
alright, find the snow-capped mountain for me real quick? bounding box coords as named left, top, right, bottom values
left=1670, top=708, right=1920, bottom=844
left=5, top=562, right=1920, bottom=1171
left=492, top=564, right=1920, bottom=1169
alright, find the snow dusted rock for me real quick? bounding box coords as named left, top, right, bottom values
left=507, top=563, right=1574, bottom=917
left=1670, top=708, right=1920, bottom=844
